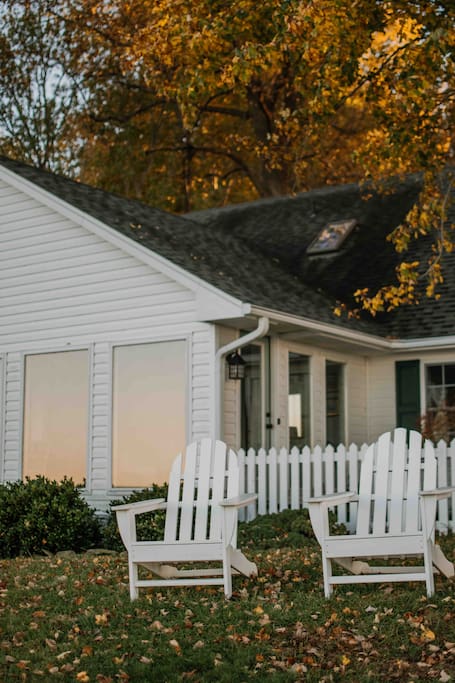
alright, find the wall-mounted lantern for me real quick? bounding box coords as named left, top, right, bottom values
left=226, top=350, right=246, bottom=380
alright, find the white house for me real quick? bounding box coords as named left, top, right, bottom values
left=1, top=156, right=454, bottom=511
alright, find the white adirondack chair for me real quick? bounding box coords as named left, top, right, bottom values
left=115, top=439, right=258, bottom=599
left=308, top=428, right=455, bottom=597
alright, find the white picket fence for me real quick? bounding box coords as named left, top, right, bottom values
left=237, top=440, right=455, bottom=533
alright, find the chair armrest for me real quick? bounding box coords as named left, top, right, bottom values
left=420, top=486, right=455, bottom=501
left=219, top=493, right=258, bottom=509
left=308, top=492, right=357, bottom=505
left=114, top=498, right=167, bottom=515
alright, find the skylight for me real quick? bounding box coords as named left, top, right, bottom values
left=306, top=219, right=357, bottom=255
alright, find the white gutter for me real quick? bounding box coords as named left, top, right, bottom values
left=214, top=316, right=270, bottom=440
left=250, top=306, right=455, bottom=353
left=389, top=336, right=455, bottom=351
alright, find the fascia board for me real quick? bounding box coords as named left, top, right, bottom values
left=0, top=164, right=246, bottom=318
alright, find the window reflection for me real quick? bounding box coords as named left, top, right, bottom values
left=112, top=341, right=186, bottom=487
left=23, top=350, right=89, bottom=483
left=240, top=344, right=263, bottom=450
left=288, top=352, right=311, bottom=449
left=425, top=363, right=455, bottom=440
left=326, top=360, right=345, bottom=446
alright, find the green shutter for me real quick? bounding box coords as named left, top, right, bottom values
left=395, top=360, right=421, bottom=430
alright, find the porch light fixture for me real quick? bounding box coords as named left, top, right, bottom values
left=226, top=351, right=246, bottom=380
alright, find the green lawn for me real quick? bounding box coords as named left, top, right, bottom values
left=1, top=515, right=455, bottom=682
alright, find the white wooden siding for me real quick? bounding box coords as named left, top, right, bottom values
left=2, top=353, right=23, bottom=481
left=346, top=355, right=368, bottom=444
left=191, top=328, right=213, bottom=442
left=218, top=326, right=240, bottom=449
left=366, top=357, right=396, bottom=439
left=0, top=180, right=198, bottom=350
left=90, top=343, right=110, bottom=493
left=0, top=179, right=218, bottom=498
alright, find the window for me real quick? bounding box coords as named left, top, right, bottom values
left=240, top=344, right=264, bottom=451
left=425, top=363, right=455, bottom=440
left=326, top=360, right=345, bottom=446
left=288, top=352, right=311, bottom=449
left=23, top=350, right=89, bottom=483
left=307, top=219, right=357, bottom=255
left=112, top=341, right=186, bottom=487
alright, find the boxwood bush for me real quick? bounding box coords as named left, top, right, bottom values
left=0, top=476, right=102, bottom=558
left=102, top=483, right=169, bottom=552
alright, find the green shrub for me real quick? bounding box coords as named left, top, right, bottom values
left=0, top=476, right=102, bottom=558
left=102, top=484, right=169, bottom=552
left=238, top=508, right=346, bottom=550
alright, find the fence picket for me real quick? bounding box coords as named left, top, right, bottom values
left=301, top=446, right=311, bottom=503
left=312, top=446, right=323, bottom=497
left=436, top=439, right=449, bottom=532
left=450, top=441, right=455, bottom=533
left=336, top=444, right=347, bottom=526
left=324, top=445, right=335, bottom=496
left=257, top=448, right=267, bottom=516
left=279, top=448, right=289, bottom=511
left=268, top=448, right=278, bottom=514
left=290, top=447, right=300, bottom=509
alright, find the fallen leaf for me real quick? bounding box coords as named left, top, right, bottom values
left=169, top=639, right=181, bottom=655
left=421, top=627, right=436, bottom=642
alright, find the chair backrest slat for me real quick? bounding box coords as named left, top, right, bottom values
left=356, top=441, right=375, bottom=535
left=423, top=439, right=437, bottom=491
left=209, top=441, right=230, bottom=540
left=389, top=427, right=407, bottom=533
left=405, top=430, right=423, bottom=533
left=194, top=439, right=214, bottom=541
left=372, top=431, right=392, bottom=535
left=164, top=453, right=183, bottom=542
left=179, top=441, right=199, bottom=541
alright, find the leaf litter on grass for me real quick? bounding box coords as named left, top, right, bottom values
left=0, top=513, right=454, bottom=681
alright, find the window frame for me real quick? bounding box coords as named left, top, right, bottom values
left=423, top=359, right=455, bottom=439
left=287, top=350, right=312, bottom=449
left=108, top=336, right=190, bottom=491
left=324, top=359, right=347, bottom=447
left=20, top=345, right=93, bottom=489
left=239, top=339, right=268, bottom=451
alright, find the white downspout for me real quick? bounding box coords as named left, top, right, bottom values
left=214, top=316, right=270, bottom=440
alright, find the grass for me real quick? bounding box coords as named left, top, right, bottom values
left=1, top=512, right=455, bottom=682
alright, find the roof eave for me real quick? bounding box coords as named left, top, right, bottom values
left=251, top=306, right=455, bottom=353
left=250, top=306, right=390, bottom=350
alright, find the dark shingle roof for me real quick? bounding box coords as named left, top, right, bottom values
left=2, top=155, right=454, bottom=340
left=189, top=176, right=455, bottom=340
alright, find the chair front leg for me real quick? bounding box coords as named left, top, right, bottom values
left=221, top=507, right=237, bottom=598
left=129, top=558, right=139, bottom=600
